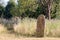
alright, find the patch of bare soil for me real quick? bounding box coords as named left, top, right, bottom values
left=0, top=34, right=60, bottom=40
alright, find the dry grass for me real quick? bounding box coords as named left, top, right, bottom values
left=13, top=18, right=60, bottom=37
left=45, top=19, right=60, bottom=37
left=0, top=24, right=7, bottom=33
left=14, top=18, right=37, bottom=36
left=0, top=18, right=60, bottom=37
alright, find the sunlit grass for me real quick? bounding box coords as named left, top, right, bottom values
left=14, top=17, right=37, bottom=36
left=0, top=24, right=7, bottom=34
left=0, top=18, right=60, bottom=37
left=45, top=19, right=60, bottom=37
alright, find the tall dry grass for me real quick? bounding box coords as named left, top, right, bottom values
left=14, top=17, right=37, bottom=36
left=0, top=24, right=7, bottom=33
left=45, top=19, right=60, bottom=37
left=0, top=18, right=60, bottom=37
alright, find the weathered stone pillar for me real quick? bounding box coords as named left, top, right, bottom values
left=36, top=14, right=45, bottom=37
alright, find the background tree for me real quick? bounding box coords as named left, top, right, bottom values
left=3, top=0, right=17, bottom=19
left=37, top=0, right=53, bottom=20
left=0, top=5, right=4, bottom=18
left=3, top=2, right=13, bottom=19
left=37, top=0, right=60, bottom=19
left=0, top=0, right=60, bottom=19
left=17, top=0, right=38, bottom=17
left=0, top=0, right=4, bottom=18
left=9, top=0, right=18, bottom=17
left=52, top=0, right=60, bottom=19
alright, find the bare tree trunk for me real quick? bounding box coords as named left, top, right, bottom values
left=47, top=3, right=51, bottom=20
left=38, top=0, right=53, bottom=20
left=46, top=0, right=52, bottom=20
left=39, top=0, right=53, bottom=20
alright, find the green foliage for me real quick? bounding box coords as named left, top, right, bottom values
left=18, top=0, right=38, bottom=16
left=36, top=5, right=46, bottom=18
left=0, top=5, right=4, bottom=17
left=3, top=0, right=18, bottom=19
left=51, top=2, right=57, bottom=18
left=51, top=0, right=60, bottom=19
left=36, top=0, right=60, bottom=19
left=9, top=2, right=18, bottom=17
left=0, top=0, right=60, bottom=19
left=3, top=2, right=13, bottom=19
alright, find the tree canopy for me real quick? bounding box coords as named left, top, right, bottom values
left=0, top=0, right=60, bottom=19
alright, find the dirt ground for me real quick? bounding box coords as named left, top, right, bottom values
left=0, top=34, right=60, bottom=40
left=0, top=37, right=60, bottom=40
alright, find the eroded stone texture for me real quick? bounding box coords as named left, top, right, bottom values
left=36, top=14, right=45, bottom=37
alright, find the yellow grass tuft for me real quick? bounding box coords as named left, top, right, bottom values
left=0, top=18, right=60, bottom=37
left=14, top=17, right=37, bottom=35
left=0, top=24, right=7, bottom=33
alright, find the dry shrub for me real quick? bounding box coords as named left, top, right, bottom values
left=0, top=24, right=7, bottom=33
left=45, top=19, right=60, bottom=37
left=0, top=17, right=60, bottom=37
left=14, top=17, right=37, bottom=36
